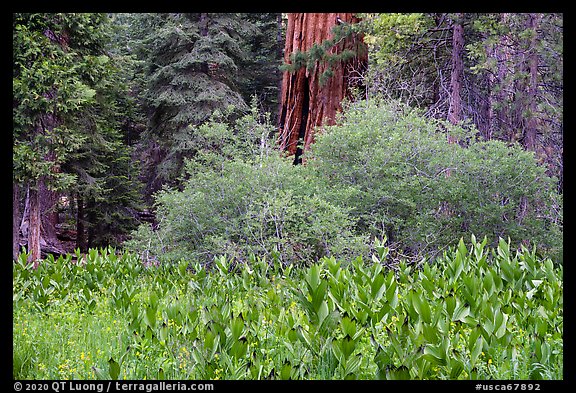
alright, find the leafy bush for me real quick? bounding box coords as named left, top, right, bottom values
left=13, top=237, right=563, bottom=379
left=306, top=99, right=562, bottom=262
left=124, top=111, right=367, bottom=265
left=126, top=99, right=562, bottom=266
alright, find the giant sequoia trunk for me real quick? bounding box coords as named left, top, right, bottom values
left=278, top=13, right=367, bottom=163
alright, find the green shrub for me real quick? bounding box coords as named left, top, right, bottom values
left=306, top=99, right=562, bottom=262
left=126, top=99, right=562, bottom=266
left=124, top=112, right=367, bottom=265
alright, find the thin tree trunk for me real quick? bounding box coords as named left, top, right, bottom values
left=523, top=13, right=540, bottom=152
left=26, top=108, right=63, bottom=264
left=276, top=13, right=285, bottom=126
left=28, top=184, right=41, bottom=266
left=447, top=13, right=464, bottom=131
left=76, top=193, right=86, bottom=252
left=484, top=64, right=495, bottom=140
left=13, top=184, right=20, bottom=260
left=494, top=13, right=513, bottom=141
left=20, top=185, right=29, bottom=237
left=445, top=13, right=464, bottom=180
left=516, top=14, right=541, bottom=230
left=87, top=199, right=96, bottom=249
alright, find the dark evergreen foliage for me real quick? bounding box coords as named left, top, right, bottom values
left=118, top=13, right=282, bottom=196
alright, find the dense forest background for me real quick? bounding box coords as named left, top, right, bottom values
left=13, top=13, right=563, bottom=266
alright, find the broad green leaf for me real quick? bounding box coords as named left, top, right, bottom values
left=413, top=295, right=432, bottom=324
left=280, top=361, right=292, bottom=380
left=494, top=312, right=509, bottom=339
left=339, top=335, right=357, bottom=359
left=422, top=322, right=439, bottom=344
left=296, top=326, right=312, bottom=350
left=387, top=366, right=411, bottom=380
left=452, top=303, right=470, bottom=322
left=470, top=335, right=484, bottom=367
left=108, top=357, right=120, bottom=380
left=317, top=299, right=329, bottom=325
left=386, top=281, right=398, bottom=309
left=420, top=276, right=435, bottom=296
left=445, top=295, right=456, bottom=318
left=341, top=316, right=357, bottom=337
left=287, top=328, right=298, bottom=343
left=374, top=345, right=392, bottom=370
left=307, top=264, right=321, bottom=292
left=344, top=353, right=362, bottom=376
left=319, top=310, right=340, bottom=337
left=497, top=237, right=510, bottom=260
left=312, top=281, right=328, bottom=314
left=230, top=337, right=248, bottom=359
left=449, top=359, right=465, bottom=379
left=457, top=238, right=468, bottom=259
left=370, top=273, right=386, bottom=301
left=230, top=317, right=244, bottom=340
left=423, top=344, right=447, bottom=366
left=144, top=305, right=157, bottom=329
left=159, top=322, right=168, bottom=342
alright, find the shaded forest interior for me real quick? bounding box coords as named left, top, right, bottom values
left=13, top=13, right=563, bottom=264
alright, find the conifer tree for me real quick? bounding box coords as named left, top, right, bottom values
left=130, top=13, right=257, bottom=196
left=13, top=13, right=143, bottom=260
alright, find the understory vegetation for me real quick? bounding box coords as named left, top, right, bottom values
left=13, top=238, right=562, bottom=379
left=13, top=100, right=563, bottom=381
left=125, top=100, right=562, bottom=267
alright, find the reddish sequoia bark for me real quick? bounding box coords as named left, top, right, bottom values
left=278, top=13, right=367, bottom=162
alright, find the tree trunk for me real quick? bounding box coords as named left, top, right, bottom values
left=87, top=199, right=96, bottom=249
left=483, top=43, right=496, bottom=140
left=447, top=13, right=464, bottom=132
left=523, top=13, right=541, bottom=152
left=76, top=193, right=86, bottom=252
left=515, top=14, right=541, bottom=230
left=278, top=13, right=367, bottom=163
left=39, top=175, right=60, bottom=248
left=25, top=111, right=64, bottom=264
left=444, top=13, right=465, bottom=180
left=13, top=184, right=20, bottom=260
left=28, top=184, right=41, bottom=266
left=495, top=13, right=513, bottom=141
